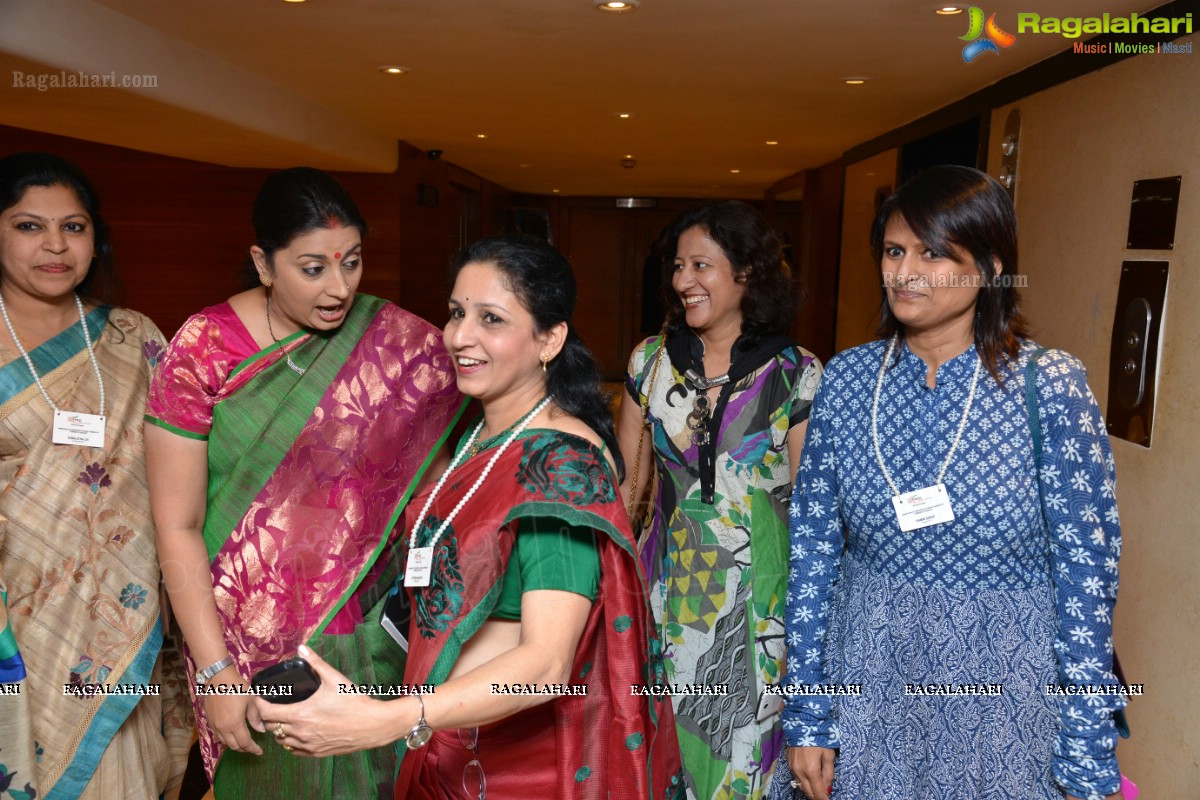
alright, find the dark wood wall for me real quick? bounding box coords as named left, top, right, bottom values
left=0, top=125, right=511, bottom=337
left=2, top=125, right=841, bottom=372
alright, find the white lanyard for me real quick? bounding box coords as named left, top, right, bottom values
left=0, top=292, right=107, bottom=447
left=404, top=395, right=554, bottom=587
left=870, top=337, right=980, bottom=532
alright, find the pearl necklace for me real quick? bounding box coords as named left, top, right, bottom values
left=870, top=336, right=980, bottom=496
left=0, top=292, right=105, bottom=415
left=407, top=395, right=555, bottom=557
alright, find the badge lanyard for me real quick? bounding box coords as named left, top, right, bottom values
left=870, top=336, right=980, bottom=532
left=403, top=395, right=554, bottom=587
left=0, top=293, right=107, bottom=448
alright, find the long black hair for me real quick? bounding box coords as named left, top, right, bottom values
left=655, top=200, right=797, bottom=343
left=240, top=167, right=368, bottom=287
left=451, top=234, right=625, bottom=482
left=871, top=165, right=1029, bottom=384
left=0, top=152, right=119, bottom=304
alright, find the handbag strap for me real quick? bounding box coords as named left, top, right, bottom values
left=1025, top=348, right=1048, bottom=468
left=626, top=335, right=665, bottom=521
left=1025, top=347, right=1131, bottom=739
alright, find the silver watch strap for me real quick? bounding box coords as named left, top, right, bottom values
left=196, top=655, right=234, bottom=685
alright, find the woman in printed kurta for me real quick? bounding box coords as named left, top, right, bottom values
left=619, top=202, right=822, bottom=800
left=0, top=153, right=190, bottom=800
left=784, top=166, right=1124, bottom=800
left=256, top=234, right=684, bottom=799
left=145, top=168, right=462, bottom=799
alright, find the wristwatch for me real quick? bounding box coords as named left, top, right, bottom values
left=404, top=692, right=433, bottom=749
left=196, top=655, right=234, bottom=686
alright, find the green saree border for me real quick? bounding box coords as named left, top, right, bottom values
left=201, top=296, right=385, bottom=559
left=0, top=306, right=111, bottom=405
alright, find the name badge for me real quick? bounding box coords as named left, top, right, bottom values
left=52, top=410, right=106, bottom=448
left=404, top=546, right=433, bottom=587
left=891, top=483, right=954, bottom=532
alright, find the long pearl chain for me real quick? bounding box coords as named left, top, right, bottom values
left=870, top=335, right=980, bottom=496
left=0, top=292, right=105, bottom=416
left=407, top=394, right=555, bottom=555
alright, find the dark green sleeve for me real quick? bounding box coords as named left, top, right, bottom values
left=490, top=517, right=601, bottom=621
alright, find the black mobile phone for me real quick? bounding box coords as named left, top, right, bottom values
left=250, top=658, right=321, bottom=704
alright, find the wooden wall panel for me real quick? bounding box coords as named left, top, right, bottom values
left=0, top=126, right=508, bottom=339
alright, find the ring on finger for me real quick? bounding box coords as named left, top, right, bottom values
left=274, top=723, right=285, bottom=739
left=283, top=743, right=295, bottom=752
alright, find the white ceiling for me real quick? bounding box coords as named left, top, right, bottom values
left=0, top=0, right=1166, bottom=197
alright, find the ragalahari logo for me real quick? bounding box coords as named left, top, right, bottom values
left=960, top=7, right=1017, bottom=62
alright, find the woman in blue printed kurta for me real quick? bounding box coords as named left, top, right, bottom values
left=783, top=167, right=1124, bottom=800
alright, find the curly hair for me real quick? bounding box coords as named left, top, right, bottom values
left=654, top=200, right=797, bottom=342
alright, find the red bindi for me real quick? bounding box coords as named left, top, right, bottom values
left=334, top=252, right=342, bottom=260
left=325, top=214, right=343, bottom=229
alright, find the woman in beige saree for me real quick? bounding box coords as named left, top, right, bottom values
left=0, top=152, right=191, bottom=799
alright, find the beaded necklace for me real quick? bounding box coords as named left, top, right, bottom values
left=1, top=292, right=108, bottom=447
left=870, top=335, right=980, bottom=496
left=404, top=394, right=554, bottom=587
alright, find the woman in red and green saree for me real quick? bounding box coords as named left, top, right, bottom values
left=0, top=153, right=191, bottom=799
left=144, top=168, right=462, bottom=799
left=253, top=234, right=685, bottom=799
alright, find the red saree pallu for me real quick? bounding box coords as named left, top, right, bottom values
left=394, top=429, right=686, bottom=800
left=149, top=296, right=464, bottom=798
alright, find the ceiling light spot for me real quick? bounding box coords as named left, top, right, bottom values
left=844, top=78, right=867, bottom=85
left=380, top=66, right=409, bottom=75
left=552, top=189, right=560, bottom=193
left=935, top=6, right=963, bottom=15
left=618, top=112, right=632, bottom=119
left=730, top=169, right=740, bottom=174
left=594, top=0, right=639, bottom=14
left=476, top=134, right=487, bottom=139
left=765, top=141, right=778, bottom=145
left=519, top=163, right=530, bottom=168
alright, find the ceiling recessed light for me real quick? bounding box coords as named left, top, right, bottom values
left=730, top=169, right=740, bottom=174
left=844, top=78, right=867, bottom=85
left=283, top=0, right=306, bottom=3
left=765, top=141, right=778, bottom=145
left=552, top=189, right=560, bottom=193
left=595, top=0, right=639, bottom=14
left=380, top=66, right=408, bottom=75
left=519, top=163, right=530, bottom=168
left=617, top=112, right=633, bottom=119
left=476, top=134, right=487, bottom=139
left=935, top=6, right=963, bottom=14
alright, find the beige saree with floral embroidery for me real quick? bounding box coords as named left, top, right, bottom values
left=0, top=306, right=191, bottom=800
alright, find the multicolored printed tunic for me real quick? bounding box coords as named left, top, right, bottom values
left=627, top=336, right=822, bottom=800
left=784, top=339, right=1124, bottom=800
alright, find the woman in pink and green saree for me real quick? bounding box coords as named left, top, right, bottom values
left=144, top=168, right=462, bottom=799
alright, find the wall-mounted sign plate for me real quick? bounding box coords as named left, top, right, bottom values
left=1126, top=176, right=1181, bottom=250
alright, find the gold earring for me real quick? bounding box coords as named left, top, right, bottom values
left=262, top=276, right=272, bottom=287
left=541, top=352, right=551, bottom=372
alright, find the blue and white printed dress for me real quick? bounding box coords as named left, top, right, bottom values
left=783, top=339, right=1124, bottom=800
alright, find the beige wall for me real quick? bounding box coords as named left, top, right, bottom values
left=987, top=39, right=1199, bottom=797
left=835, top=149, right=898, bottom=351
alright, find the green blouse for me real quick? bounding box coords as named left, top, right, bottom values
left=490, top=516, right=600, bottom=620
